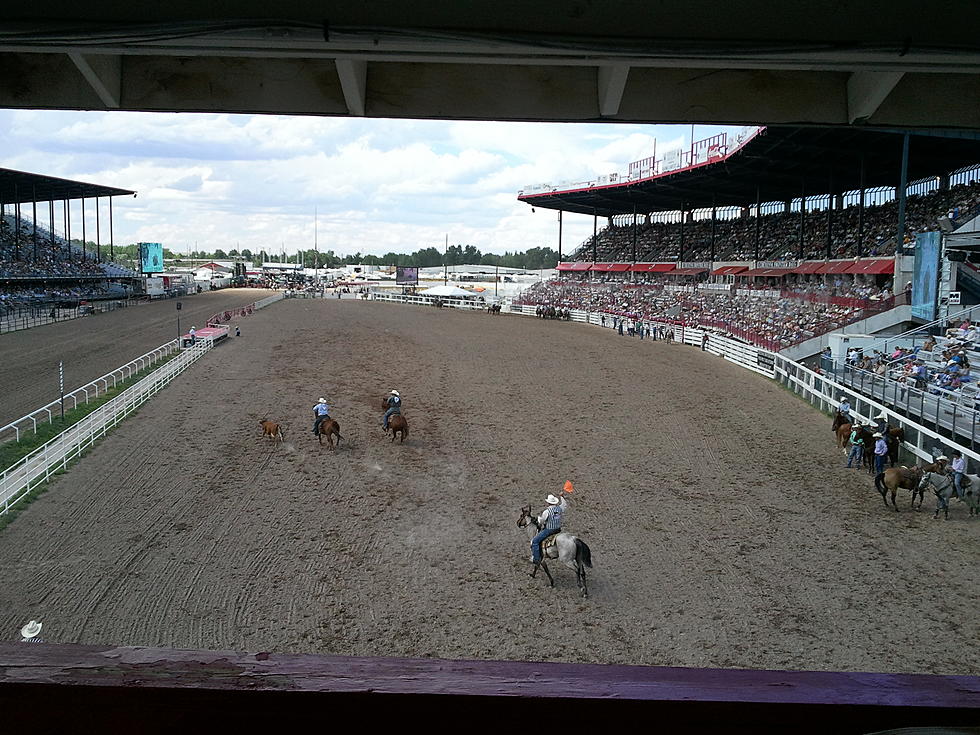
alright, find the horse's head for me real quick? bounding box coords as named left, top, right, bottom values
left=517, top=505, right=534, bottom=529
left=918, top=472, right=932, bottom=491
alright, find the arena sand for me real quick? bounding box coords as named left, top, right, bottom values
left=0, top=297, right=976, bottom=675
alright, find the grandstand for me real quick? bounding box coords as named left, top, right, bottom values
left=517, top=127, right=980, bottom=356
left=0, top=168, right=141, bottom=318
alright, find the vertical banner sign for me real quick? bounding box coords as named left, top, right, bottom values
left=911, top=231, right=940, bottom=322
left=59, top=361, right=64, bottom=421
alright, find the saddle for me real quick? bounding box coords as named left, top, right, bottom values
left=541, top=532, right=560, bottom=553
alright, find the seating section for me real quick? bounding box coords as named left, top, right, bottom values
left=0, top=215, right=138, bottom=279
left=573, top=181, right=980, bottom=263
left=516, top=281, right=869, bottom=349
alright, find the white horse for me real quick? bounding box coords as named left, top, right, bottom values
left=918, top=471, right=980, bottom=520
left=517, top=505, right=593, bottom=598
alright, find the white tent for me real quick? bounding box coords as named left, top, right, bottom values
left=420, top=285, right=475, bottom=297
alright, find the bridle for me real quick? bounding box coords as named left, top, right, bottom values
left=517, top=507, right=541, bottom=531
left=919, top=471, right=951, bottom=495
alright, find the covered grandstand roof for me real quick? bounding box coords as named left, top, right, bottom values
left=0, top=168, right=135, bottom=205
left=519, top=127, right=980, bottom=217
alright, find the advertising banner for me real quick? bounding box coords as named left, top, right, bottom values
left=911, top=231, right=940, bottom=321
left=139, top=242, right=164, bottom=274
left=396, top=266, right=419, bottom=285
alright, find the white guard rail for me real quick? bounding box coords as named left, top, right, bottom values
left=371, top=293, right=488, bottom=310
left=0, top=340, right=180, bottom=444
left=0, top=339, right=215, bottom=516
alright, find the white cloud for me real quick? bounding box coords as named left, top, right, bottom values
left=0, top=110, right=741, bottom=257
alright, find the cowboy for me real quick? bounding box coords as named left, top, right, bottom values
left=846, top=425, right=865, bottom=469
left=382, top=390, right=402, bottom=431
left=838, top=396, right=853, bottom=424
left=531, top=491, right=568, bottom=565
left=874, top=410, right=889, bottom=435
left=873, top=432, right=888, bottom=474
left=189, top=325, right=197, bottom=345
left=311, top=397, right=331, bottom=436
left=950, top=450, right=967, bottom=499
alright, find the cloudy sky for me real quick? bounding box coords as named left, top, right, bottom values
left=1, top=109, right=738, bottom=257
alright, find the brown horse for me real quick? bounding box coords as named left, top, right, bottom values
left=316, top=418, right=343, bottom=447
left=388, top=414, right=409, bottom=443
left=874, top=459, right=945, bottom=510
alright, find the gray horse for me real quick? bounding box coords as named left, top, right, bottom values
left=517, top=505, right=593, bottom=598
left=918, top=471, right=980, bottom=520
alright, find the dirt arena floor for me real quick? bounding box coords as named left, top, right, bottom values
left=0, top=289, right=275, bottom=427
left=0, top=298, right=977, bottom=675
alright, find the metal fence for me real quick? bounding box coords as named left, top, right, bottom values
left=206, top=292, right=284, bottom=327
left=0, top=298, right=142, bottom=334
left=0, top=340, right=181, bottom=444
left=0, top=339, right=215, bottom=516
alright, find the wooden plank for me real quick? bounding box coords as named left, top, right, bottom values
left=0, top=644, right=977, bottom=733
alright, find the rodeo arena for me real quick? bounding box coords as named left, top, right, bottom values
left=2, top=8, right=980, bottom=733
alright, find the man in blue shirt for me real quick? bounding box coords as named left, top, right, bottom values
left=873, top=432, right=888, bottom=474
left=312, top=398, right=331, bottom=436
left=382, top=390, right=402, bottom=431
left=950, top=450, right=967, bottom=499
left=838, top=396, right=853, bottom=424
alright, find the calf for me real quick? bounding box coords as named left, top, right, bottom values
left=259, top=419, right=284, bottom=442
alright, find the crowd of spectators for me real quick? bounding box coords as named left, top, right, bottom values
left=834, top=322, right=980, bottom=400
left=0, top=215, right=134, bottom=279
left=516, top=280, right=867, bottom=348
left=0, top=283, right=113, bottom=314
left=574, top=179, right=980, bottom=263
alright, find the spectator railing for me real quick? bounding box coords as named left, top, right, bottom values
left=0, top=339, right=214, bottom=516
left=0, top=340, right=180, bottom=444
left=371, top=292, right=488, bottom=310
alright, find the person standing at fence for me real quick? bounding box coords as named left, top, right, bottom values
left=189, top=326, right=197, bottom=345
left=637, top=319, right=644, bottom=340
left=846, top=427, right=865, bottom=469
left=701, top=332, right=709, bottom=351
left=617, top=319, right=624, bottom=336
left=873, top=433, right=888, bottom=474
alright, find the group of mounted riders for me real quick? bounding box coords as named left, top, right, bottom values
left=833, top=396, right=978, bottom=518
left=308, top=389, right=407, bottom=446
left=535, top=305, right=571, bottom=320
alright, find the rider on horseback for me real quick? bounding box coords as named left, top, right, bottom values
left=950, top=450, right=967, bottom=498
left=838, top=396, right=853, bottom=424
left=312, top=397, right=331, bottom=435
left=382, top=390, right=402, bottom=431
left=530, top=490, right=568, bottom=565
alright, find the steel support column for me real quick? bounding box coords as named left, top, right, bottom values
left=897, top=133, right=910, bottom=256
left=754, top=186, right=761, bottom=261
left=711, top=196, right=717, bottom=263
left=858, top=155, right=866, bottom=258
left=799, top=179, right=806, bottom=260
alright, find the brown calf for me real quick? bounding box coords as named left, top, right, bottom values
left=259, top=420, right=284, bottom=442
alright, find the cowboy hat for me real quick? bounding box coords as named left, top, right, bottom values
left=545, top=494, right=561, bottom=505
left=318, top=398, right=327, bottom=403
left=936, top=455, right=949, bottom=461
left=873, top=432, right=883, bottom=438
left=875, top=412, right=888, bottom=419
left=390, top=390, right=400, bottom=396
left=839, top=396, right=848, bottom=401
left=20, top=620, right=42, bottom=639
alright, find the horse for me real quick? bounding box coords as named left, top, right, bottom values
left=917, top=471, right=980, bottom=520
left=388, top=414, right=409, bottom=443
left=487, top=303, right=501, bottom=315
left=834, top=421, right=853, bottom=450
left=517, top=505, right=592, bottom=598
left=316, top=418, right=343, bottom=447
left=874, top=465, right=924, bottom=510
left=258, top=419, right=284, bottom=443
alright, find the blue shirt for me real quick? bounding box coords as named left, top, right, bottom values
left=387, top=395, right=401, bottom=408
left=313, top=403, right=330, bottom=416
left=874, top=439, right=888, bottom=455
left=840, top=401, right=851, bottom=414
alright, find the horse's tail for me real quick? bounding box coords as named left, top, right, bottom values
left=874, top=472, right=886, bottom=496
left=575, top=539, right=592, bottom=569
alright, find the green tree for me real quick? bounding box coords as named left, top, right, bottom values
left=213, top=249, right=227, bottom=259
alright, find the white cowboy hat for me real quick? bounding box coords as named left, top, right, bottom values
left=936, top=455, right=949, bottom=461
left=875, top=412, right=888, bottom=419
left=545, top=494, right=561, bottom=505
left=20, top=620, right=42, bottom=639
left=318, top=398, right=326, bottom=404
left=873, top=432, right=883, bottom=438
left=839, top=396, right=848, bottom=401
left=390, top=390, right=400, bottom=396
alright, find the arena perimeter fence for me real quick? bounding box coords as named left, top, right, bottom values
left=205, top=292, right=284, bottom=327
left=0, top=341, right=181, bottom=444
left=0, top=339, right=214, bottom=516
left=374, top=293, right=977, bottom=469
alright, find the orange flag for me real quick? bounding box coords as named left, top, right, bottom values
left=563, top=480, right=574, bottom=493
